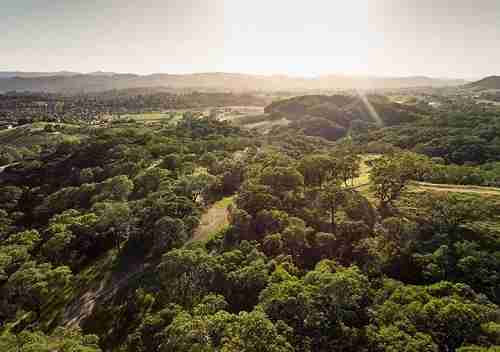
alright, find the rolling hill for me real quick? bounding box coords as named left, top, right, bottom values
left=466, top=75, right=500, bottom=90
left=0, top=71, right=79, bottom=79
left=260, top=94, right=424, bottom=140
left=0, top=72, right=466, bottom=93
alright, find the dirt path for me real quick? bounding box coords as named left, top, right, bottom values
left=354, top=154, right=500, bottom=198
left=0, top=162, right=19, bottom=175
left=61, top=196, right=234, bottom=328
left=411, top=182, right=500, bottom=196
left=190, top=196, right=233, bottom=243
left=62, top=264, right=148, bottom=329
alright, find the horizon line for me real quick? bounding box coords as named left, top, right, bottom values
left=0, top=70, right=479, bottom=81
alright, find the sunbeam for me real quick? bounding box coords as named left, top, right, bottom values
left=356, top=90, right=384, bottom=127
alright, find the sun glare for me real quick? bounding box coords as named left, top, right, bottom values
left=357, top=90, right=384, bottom=126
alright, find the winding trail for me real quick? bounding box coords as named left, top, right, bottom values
left=410, top=182, right=500, bottom=196
left=354, top=154, right=500, bottom=198
left=62, top=264, right=148, bottom=329
left=62, top=196, right=234, bottom=328
left=0, top=162, right=18, bottom=175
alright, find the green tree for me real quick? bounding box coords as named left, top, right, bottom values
left=0, top=328, right=101, bottom=352
left=152, top=216, right=187, bottom=252
left=133, top=167, right=171, bottom=199
left=319, top=181, right=346, bottom=233
left=0, top=186, right=23, bottom=211
left=260, top=166, right=304, bottom=197
left=3, top=261, right=72, bottom=316
left=260, top=262, right=370, bottom=351
left=298, top=154, right=335, bottom=188
left=174, top=171, right=217, bottom=203
left=367, top=325, right=438, bottom=352
left=93, top=175, right=134, bottom=203
left=369, top=153, right=423, bottom=208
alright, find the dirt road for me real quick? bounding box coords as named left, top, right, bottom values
left=190, top=196, right=233, bottom=242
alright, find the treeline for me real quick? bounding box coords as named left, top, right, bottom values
left=419, top=159, right=500, bottom=186
left=72, top=90, right=268, bottom=112
left=358, top=106, right=500, bottom=164
left=364, top=151, right=500, bottom=187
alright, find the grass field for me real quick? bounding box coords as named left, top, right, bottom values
left=409, top=181, right=500, bottom=196
left=352, top=154, right=381, bottom=187
left=216, top=106, right=265, bottom=122
left=354, top=154, right=500, bottom=235
left=355, top=153, right=500, bottom=200
left=190, top=196, right=234, bottom=243
left=122, top=112, right=181, bottom=122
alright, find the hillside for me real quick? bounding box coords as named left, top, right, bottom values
left=0, top=71, right=79, bottom=79
left=256, top=94, right=424, bottom=140
left=466, top=75, right=500, bottom=90
left=0, top=72, right=466, bottom=93
left=0, top=123, right=85, bottom=165
left=358, top=102, right=500, bottom=165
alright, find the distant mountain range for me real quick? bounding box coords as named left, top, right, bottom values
left=0, top=71, right=80, bottom=79
left=0, top=71, right=468, bottom=93
left=466, top=76, right=500, bottom=90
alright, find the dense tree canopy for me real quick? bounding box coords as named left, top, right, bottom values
left=1, top=93, right=500, bottom=351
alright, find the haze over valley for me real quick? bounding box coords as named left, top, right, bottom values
left=0, top=71, right=469, bottom=93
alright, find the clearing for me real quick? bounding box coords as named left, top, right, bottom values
left=121, top=112, right=182, bottom=123
left=190, top=196, right=234, bottom=243
left=352, top=154, right=381, bottom=187
left=409, top=182, right=500, bottom=196
left=355, top=154, right=500, bottom=199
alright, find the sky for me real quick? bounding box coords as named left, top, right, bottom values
left=1, top=0, right=499, bottom=78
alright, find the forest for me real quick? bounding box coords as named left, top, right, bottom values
left=0, top=90, right=500, bottom=352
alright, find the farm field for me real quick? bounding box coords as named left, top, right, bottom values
left=121, top=112, right=180, bottom=121
left=120, top=106, right=265, bottom=125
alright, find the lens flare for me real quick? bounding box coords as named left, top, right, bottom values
left=356, top=90, right=383, bottom=127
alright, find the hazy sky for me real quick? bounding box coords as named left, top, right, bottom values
left=1, top=0, right=499, bottom=78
